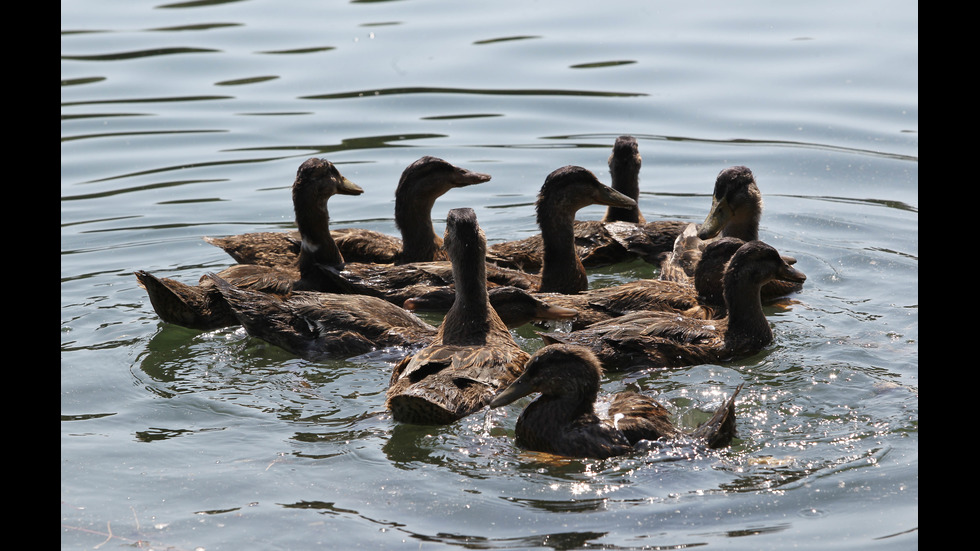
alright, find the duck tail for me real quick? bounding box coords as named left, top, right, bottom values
left=691, top=383, right=743, bottom=449
left=134, top=270, right=228, bottom=330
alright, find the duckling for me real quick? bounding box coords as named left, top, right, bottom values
left=135, top=157, right=362, bottom=330
left=486, top=137, right=688, bottom=272
left=660, top=166, right=804, bottom=300
left=207, top=275, right=578, bottom=361
left=540, top=240, right=806, bottom=371
left=488, top=344, right=742, bottom=459
left=204, top=156, right=491, bottom=267
left=489, top=165, right=639, bottom=293
left=385, top=208, right=532, bottom=425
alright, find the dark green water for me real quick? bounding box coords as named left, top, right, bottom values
left=62, top=1, right=917, bottom=549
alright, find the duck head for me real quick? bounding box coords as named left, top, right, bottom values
left=697, top=165, right=763, bottom=241
left=490, top=344, right=602, bottom=410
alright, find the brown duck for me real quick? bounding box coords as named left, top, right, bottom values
left=489, top=344, right=743, bottom=459
left=486, top=136, right=688, bottom=272
left=660, top=165, right=804, bottom=300
left=135, top=157, right=362, bottom=330
left=540, top=240, right=807, bottom=371
left=204, top=156, right=491, bottom=268
left=207, top=275, right=577, bottom=361
left=385, top=208, right=532, bottom=425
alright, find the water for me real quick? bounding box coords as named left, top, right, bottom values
left=61, top=1, right=917, bottom=549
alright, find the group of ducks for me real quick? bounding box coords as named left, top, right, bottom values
left=136, top=136, right=806, bottom=460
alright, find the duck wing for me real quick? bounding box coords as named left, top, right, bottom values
left=387, top=344, right=530, bottom=425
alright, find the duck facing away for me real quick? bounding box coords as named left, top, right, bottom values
left=208, top=275, right=577, bottom=361
left=489, top=344, right=742, bottom=459
left=135, top=158, right=363, bottom=330
left=385, top=208, right=533, bottom=425
left=541, top=240, right=807, bottom=371
left=659, top=165, right=804, bottom=300
left=204, top=156, right=491, bottom=268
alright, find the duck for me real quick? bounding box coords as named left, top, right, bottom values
left=403, top=234, right=753, bottom=330
left=203, top=156, right=492, bottom=268
left=659, top=165, right=804, bottom=300
left=485, top=136, right=689, bottom=272
left=135, top=157, right=363, bottom=330
left=488, top=344, right=743, bottom=459
left=206, top=274, right=578, bottom=361
left=318, top=164, right=637, bottom=305
left=539, top=240, right=807, bottom=371
left=385, top=208, right=532, bottom=425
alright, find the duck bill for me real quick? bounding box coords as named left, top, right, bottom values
left=337, top=176, right=364, bottom=196
left=535, top=303, right=578, bottom=320
left=489, top=377, right=535, bottom=408
left=454, top=167, right=492, bottom=187
left=595, top=185, right=637, bottom=209
left=698, top=196, right=731, bottom=239
left=776, top=263, right=807, bottom=284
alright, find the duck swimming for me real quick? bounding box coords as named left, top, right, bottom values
left=486, top=137, right=688, bottom=272
left=488, top=344, right=742, bottom=459
left=207, top=275, right=577, bottom=361
left=204, top=156, right=491, bottom=268
left=489, top=165, right=639, bottom=293
left=135, top=157, right=362, bottom=330
left=385, top=208, right=532, bottom=425
left=659, top=165, right=804, bottom=301
left=540, top=240, right=807, bottom=371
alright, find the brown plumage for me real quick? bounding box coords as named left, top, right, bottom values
left=540, top=240, right=807, bottom=371
left=385, top=208, right=532, bottom=425
left=486, top=136, right=688, bottom=272
left=488, top=344, right=742, bottom=459
left=135, top=158, right=363, bottom=330
left=207, top=277, right=577, bottom=361
left=491, top=165, right=639, bottom=293
left=660, top=166, right=804, bottom=300
left=203, top=156, right=491, bottom=268
left=404, top=236, right=751, bottom=330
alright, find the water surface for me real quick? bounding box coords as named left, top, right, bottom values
left=61, top=1, right=917, bottom=549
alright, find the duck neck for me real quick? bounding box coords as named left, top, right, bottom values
left=295, top=195, right=345, bottom=278
left=721, top=272, right=772, bottom=352
left=537, top=209, right=588, bottom=294
left=395, top=193, right=442, bottom=263
left=721, top=210, right=760, bottom=241
left=604, top=166, right=643, bottom=223
left=439, top=253, right=505, bottom=345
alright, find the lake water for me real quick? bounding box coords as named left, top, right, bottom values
left=61, top=1, right=917, bottom=549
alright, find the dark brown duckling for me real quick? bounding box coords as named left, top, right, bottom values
left=540, top=240, right=807, bottom=371
left=204, top=156, right=491, bottom=268
left=488, top=165, right=639, bottom=293
left=385, top=208, right=532, bottom=425
left=488, top=344, right=742, bottom=459
left=660, top=166, right=803, bottom=300
left=207, top=276, right=578, bottom=361
left=486, top=137, right=688, bottom=272
left=135, top=158, right=363, bottom=330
